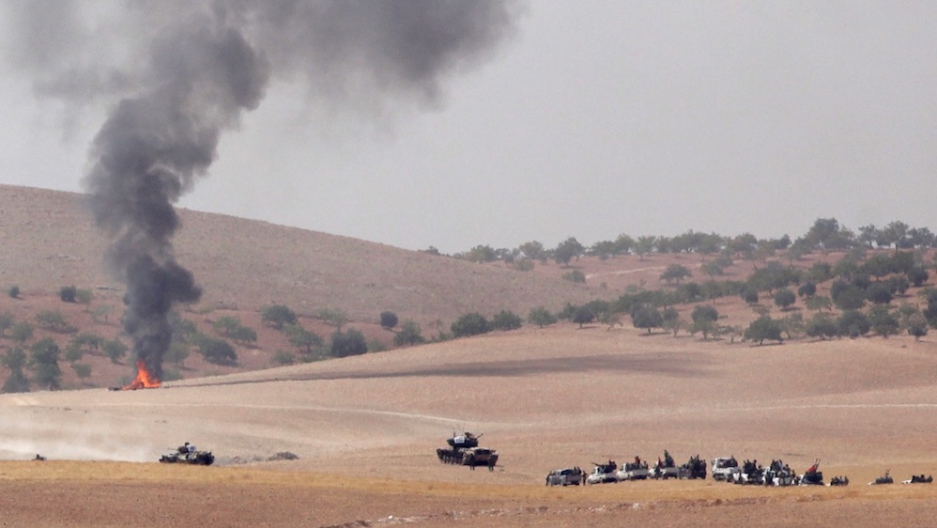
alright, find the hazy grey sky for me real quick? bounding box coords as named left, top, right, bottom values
left=2, top=2, right=936, bottom=254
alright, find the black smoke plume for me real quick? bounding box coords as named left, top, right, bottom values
left=3, top=1, right=521, bottom=378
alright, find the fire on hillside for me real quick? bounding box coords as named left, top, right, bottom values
left=108, top=359, right=162, bottom=391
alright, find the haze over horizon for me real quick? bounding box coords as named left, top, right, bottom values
left=1, top=2, right=935, bottom=254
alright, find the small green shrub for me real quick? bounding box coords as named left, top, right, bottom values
left=272, top=350, right=295, bottom=365
left=380, top=311, right=398, bottom=330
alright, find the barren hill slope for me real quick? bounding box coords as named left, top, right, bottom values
left=0, top=184, right=605, bottom=327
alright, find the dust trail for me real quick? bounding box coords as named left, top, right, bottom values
left=0, top=413, right=159, bottom=461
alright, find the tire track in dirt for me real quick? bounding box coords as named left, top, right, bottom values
left=76, top=401, right=527, bottom=428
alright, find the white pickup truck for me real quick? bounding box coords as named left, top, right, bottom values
left=711, top=456, right=741, bottom=481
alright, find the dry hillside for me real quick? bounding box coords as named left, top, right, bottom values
left=0, top=184, right=605, bottom=386
left=0, top=184, right=605, bottom=323
left=1, top=184, right=934, bottom=390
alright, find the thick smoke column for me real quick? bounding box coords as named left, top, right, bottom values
left=84, top=16, right=269, bottom=379
left=3, top=1, right=521, bottom=378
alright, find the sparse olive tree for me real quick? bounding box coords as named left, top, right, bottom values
left=28, top=338, right=62, bottom=390
left=866, top=282, right=893, bottom=305
left=1, top=348, right=29, bottom=393
left=451, top=313, right=490, bottom=338
left=491, top=310, right=523, bottom=331
left=805, top=313, right=838, bottom=340
left=319, top=308, right=350, bottom=332
left=805, top=295, right=832, bottom=312
left=75, top=289, right=93, bottom=306
left=907, top=267, right=929, bottom=287
left=740, top=288, right=759, bottom=305
left=571, top=306, right=595, bottom=329
left=330, top=329, right=368, bottom=358
left=92, top=304, right=115, bottom=324
left=197, top=337, right=238, bottom=366
left=690, top=305, right=719, bottom=340
left=231, top=325, right=257, bottom=345
left=285, top=325, right=323, bottom=358
left=660, top=264, right=692, bottom=285
left=380, top=311, right=398, bottom=330
left=10, top=321, right=34, bottom=344
left=261, top=305, right=297, bottom=329
left=744, top=316, right=783, bottom=345
left=632, top=306, right=663, bottom=334
left=773, top=288, right=796, bottom=311
left=797, top=282, right=817, bottom=298
left=393, top=321, right=425, bottom=347
left=35, top=310, right=71, bottom=332
left=0, top=312, right=14, bottom=337
left=907, top=313, right=929, bottom=341
left=518, top=241, right=546, bottom=262
left=72, top=363, right=92, bottom=383
left=837, top=310, right=870, bottom=338
left=779, top=313, right=805, bottom=340
left=553, top=237, right=585, bottom=267
left=868, top=306, right=899, bottom=338
left=212, top=316, right=242, bottom=337
left=165, top=342, right=190, bottom=367
left=661, top=307, right=683, bottom=337
left=527, top=307, right=558, bottom=328
left=104, top=338, right=128, bottom=364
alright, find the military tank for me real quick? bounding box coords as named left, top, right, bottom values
left=436, top=432, right=498, bottom=471
left=160, top=443, right=215, bottom=466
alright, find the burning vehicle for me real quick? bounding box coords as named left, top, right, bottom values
left=110, top=359, right=162, bottom=391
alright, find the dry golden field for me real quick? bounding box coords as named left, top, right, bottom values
left=3, top=326, right=937, bottom=527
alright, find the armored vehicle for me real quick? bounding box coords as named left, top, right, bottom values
left=446, top=432, right=480, bottom=449
left=159, top=448, right=214, bottom=466
left=436, top=432, right=498, bottom=470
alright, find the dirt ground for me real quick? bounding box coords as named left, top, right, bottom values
left=3, top=326, right=937, bottom=527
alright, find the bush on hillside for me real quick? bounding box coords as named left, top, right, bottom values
left=380, top=311, right=399, bottom=330
left=394, top=321, right=425, bottom=347
left=491, top=310, right=523, bottom=331
left=330, top=329, right=368, bottom=358
left=527, top=307, right=558, bottom=328
left=261, top=305, right=297, bottom=329
left=197, top=337, right=237, bottom=366
left=451, top=313, right=490, bottom=338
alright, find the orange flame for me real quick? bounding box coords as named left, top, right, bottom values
left=122, top=359, right=161, bottom=390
